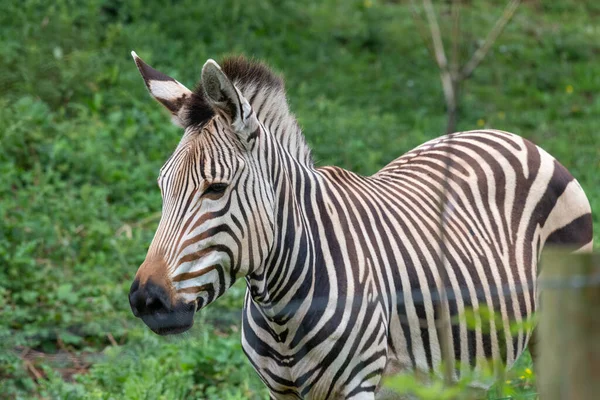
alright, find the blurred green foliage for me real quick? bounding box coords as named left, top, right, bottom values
left=0, top=0, right=598, bottom=398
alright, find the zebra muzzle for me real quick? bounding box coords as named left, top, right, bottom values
left=129, top=278, right=195, bottom=335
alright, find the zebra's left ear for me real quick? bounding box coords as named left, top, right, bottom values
left=201, top=59, right=259, bottom=143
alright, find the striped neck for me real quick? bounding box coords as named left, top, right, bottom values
left=245, top=136, right=322, bottom=324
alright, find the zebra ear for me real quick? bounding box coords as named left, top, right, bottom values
left=131, top=51, right=193, bottom=128
left=201, top=59, right=259, bottom=141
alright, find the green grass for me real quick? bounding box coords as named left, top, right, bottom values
left=0, top=0, right=598, bottom=398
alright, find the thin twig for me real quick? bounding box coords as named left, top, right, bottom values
left=19, top=347, right=30, bottom=358
left=107, top=333, right=118, bottom=347
left=435, top=138, right=458, bottom=388
left=24, top=359, right=43, bottom=381
left=422, top=0, right=458, bottom=134
left=418, top=2, right=456, bottom=384
left=460, top=0, right=521, bottom=80
left=134, top=211, right=162, bottom=227
left=451, top=0, right=461, bottom=79
left=115, top=211, right=161, bottom=237
left=422, top=0, right=449, bottom=72
left=409, top=0, right=436, bottom=61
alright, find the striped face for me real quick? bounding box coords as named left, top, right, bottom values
left=129, top=54, right=274, bottom=334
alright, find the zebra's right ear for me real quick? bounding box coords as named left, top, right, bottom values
left=131, top=51, right=193, bottom=128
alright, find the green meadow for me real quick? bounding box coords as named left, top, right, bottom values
left=1, top=0, right=598, bottom=398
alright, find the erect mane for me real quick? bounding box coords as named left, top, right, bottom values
left=189, top=56, right=312, bottom=165
left=221, top=56, right=285, bottom=94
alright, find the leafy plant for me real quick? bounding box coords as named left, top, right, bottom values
left=0, top=0, right=598, bottom=398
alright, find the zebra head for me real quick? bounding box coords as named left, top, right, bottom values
left=128, top=53, right=277, bottom=335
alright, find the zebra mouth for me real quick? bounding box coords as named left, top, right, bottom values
left=140, top=301, right=196, bottom=336
left=151, top=322, right=193, bottom=335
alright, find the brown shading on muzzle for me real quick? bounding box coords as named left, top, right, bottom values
left=129, top=255, right=195, bottom=335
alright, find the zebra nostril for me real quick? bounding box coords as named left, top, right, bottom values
left=129, top=289, right=146, bottom=317
left=129, top=279, right=172, bottom=317
left=145, top=295, right=168, bottom=313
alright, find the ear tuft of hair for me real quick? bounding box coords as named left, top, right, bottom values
left=187, top=56, right=284, bottom=126
left=185, top=92, right=216, bottom=127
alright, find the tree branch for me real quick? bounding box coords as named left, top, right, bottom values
left=422, top=0, right=457, bottom=134
left=460, top=0, right=521, bottom=80
left=451, top=0, right=461, bottom=79
left=409, top=0, right=436, bottom=62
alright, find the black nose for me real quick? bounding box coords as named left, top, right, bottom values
left=129, top=279, right=171, bottom=318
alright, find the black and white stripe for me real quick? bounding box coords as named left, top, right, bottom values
left=131, top=54, right=593, bottom=399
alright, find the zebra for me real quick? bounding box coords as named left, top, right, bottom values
left=127, top=52, right=593, bottom=399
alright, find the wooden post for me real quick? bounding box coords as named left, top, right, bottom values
left=539, top=249, right=600, bottom=400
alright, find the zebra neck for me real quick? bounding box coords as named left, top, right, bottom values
left=247, top=152, right=323, bottom=324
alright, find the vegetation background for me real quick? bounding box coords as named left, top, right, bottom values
left=0, top=0, right=598, bottom=398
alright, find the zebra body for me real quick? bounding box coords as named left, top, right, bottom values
left=242, top=130, right=592, bottom=399
left=128, top=53, right=593, bottom=399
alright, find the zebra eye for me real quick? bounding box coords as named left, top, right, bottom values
left=202, top=182, right=228, bottom=198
